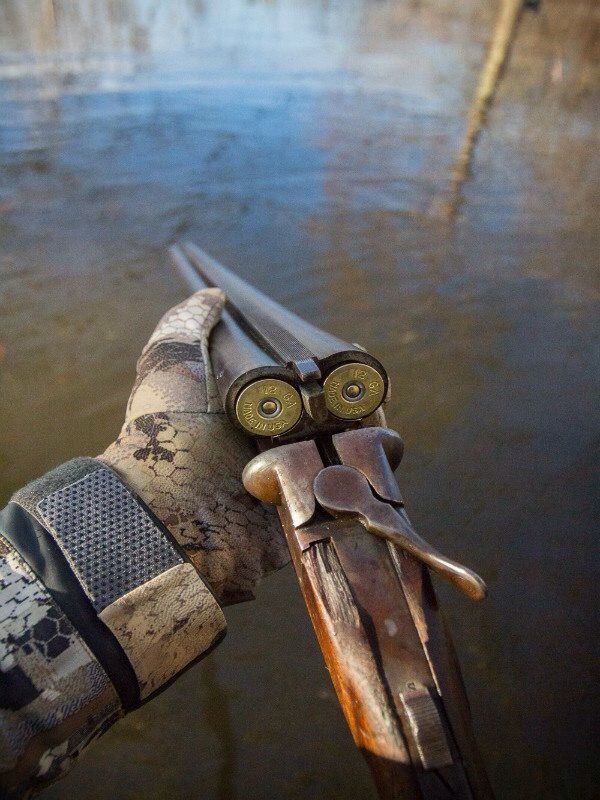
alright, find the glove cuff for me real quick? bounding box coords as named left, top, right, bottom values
left=8, top=458, right=226, bottom=707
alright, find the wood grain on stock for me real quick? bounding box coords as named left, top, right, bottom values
left=278, top=502, right=416, bottom=799
left=277, top=500, right=494, bottom=800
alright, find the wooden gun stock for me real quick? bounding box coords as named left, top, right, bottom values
left=170, top=245, right=494, bottom=800
left=242, top=435, right=494, bottom=800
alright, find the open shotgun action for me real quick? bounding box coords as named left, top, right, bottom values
left=171, top=243, right=494, bottom=800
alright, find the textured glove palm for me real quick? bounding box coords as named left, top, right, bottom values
left=102, top=288, right=289, bottom=606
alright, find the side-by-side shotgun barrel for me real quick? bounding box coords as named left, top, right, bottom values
left=173, top=243, right=389, bottom=438
left=170, top=244, right=494, bottom=800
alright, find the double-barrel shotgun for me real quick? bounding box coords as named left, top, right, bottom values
left=170, top=243, right=495, bottom=800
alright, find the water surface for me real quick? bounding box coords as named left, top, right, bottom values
left=0, top=1, right=598, bottom=798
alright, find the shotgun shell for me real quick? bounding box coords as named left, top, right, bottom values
left=323, top=362, right=386, bottom=420
left=235, top=379, right=302, bottom=436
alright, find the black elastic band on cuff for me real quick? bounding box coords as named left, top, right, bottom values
left=0, top=502, right=140, bottom=710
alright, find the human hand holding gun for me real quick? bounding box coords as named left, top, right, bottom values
left=102, top=285, right=290, bottom=607
left=0, top=245, right=493, bottom=799
left=126, top=243, right=493, bottom=800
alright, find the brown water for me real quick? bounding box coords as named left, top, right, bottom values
left=0, top=1, right=598, bottom=798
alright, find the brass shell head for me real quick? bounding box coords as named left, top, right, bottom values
left=235, top=379, right=302, bottom=436
left=323, top=362, right=386, bottom=420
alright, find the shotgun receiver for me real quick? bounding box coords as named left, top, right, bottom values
left=171, top=243, right=494, bottom=800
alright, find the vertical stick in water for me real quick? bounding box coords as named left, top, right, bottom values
left=434, top=0, right=527, bottom=219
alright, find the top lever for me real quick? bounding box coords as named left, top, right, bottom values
left=314, top=465, right=487, bottom=601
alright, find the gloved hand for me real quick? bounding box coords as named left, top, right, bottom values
left=0, top=287, right=292, bottom=796
left=101, top=288, right=289, bottom=606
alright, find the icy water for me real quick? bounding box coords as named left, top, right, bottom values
left=0, top=1, right=598, bottom=798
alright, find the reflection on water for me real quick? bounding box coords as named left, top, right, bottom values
left=0, top=1, right=598, bottom=798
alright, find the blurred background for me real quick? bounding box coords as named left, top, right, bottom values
left=0, top=1, right=598, bottom=798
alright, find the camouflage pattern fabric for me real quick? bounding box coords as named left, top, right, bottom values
left=0, top=287, right=289, bottom=797
left=102, top=288, right=289, bottom=605
left=0, top=533, right=121, bottom=798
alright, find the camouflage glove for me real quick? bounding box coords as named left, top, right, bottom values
left=0, top=288, right=290, bottom=797
left=101, top=288, right=289, bottom=606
